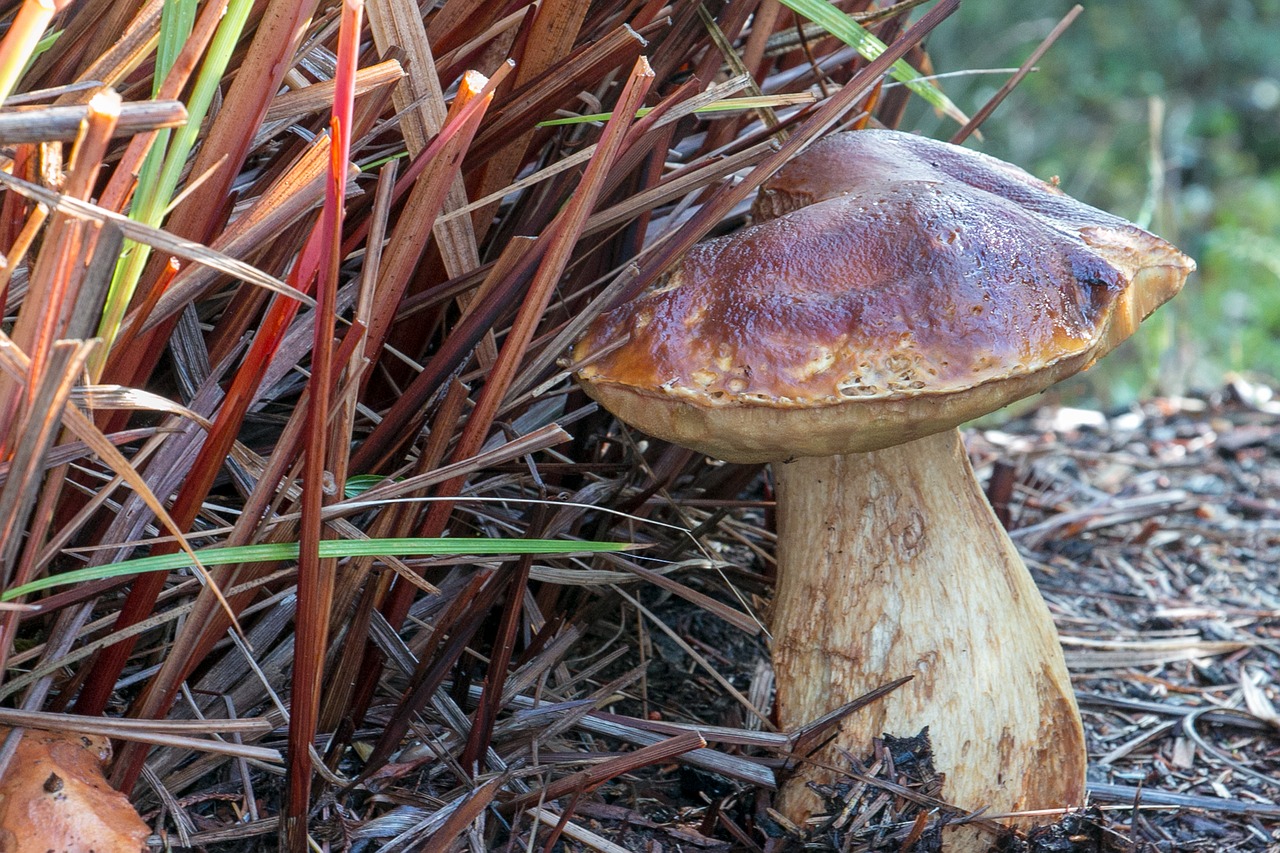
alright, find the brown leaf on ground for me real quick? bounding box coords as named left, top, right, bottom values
left=0, top=727, right=149, bottom=853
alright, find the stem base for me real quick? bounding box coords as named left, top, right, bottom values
left=772, top=429, right=1085, bottom=844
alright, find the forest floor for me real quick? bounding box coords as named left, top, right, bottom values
left=137, top=383, right=1280, bottom=852
left=529, top=379, right=1280, bottom=852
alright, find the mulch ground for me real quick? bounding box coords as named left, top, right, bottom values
left=164, top=381, right=1280, bottom=851
left=535, top=379, right=1280, bottom=852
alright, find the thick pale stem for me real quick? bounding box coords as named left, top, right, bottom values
left=772, top=428, right=1085, bottom=846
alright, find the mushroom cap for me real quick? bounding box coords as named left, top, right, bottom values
left=571, top=130, right=1194, bottom=463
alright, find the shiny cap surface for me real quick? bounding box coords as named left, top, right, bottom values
left=571, top=130, right=1194, bottom=462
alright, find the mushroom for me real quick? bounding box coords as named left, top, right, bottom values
left=0, top=726, right=150, bottom=853
left=570, top=130, right=1194, bottom=845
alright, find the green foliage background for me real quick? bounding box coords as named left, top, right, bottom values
left=908, top=0, right=1280, bottom=404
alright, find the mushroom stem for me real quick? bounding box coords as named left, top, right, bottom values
left=772, top=428, right=1085, bottom=845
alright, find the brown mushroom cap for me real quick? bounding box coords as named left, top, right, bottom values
left=571, top=130, right=1195, bottom=463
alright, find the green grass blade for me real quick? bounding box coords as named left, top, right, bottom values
left=156, top=0, right=197, bottom=92
left=343, top=474, right=387, bottom=498
left=94, top=0, right=256, bottom=370
left=2, top=537, right=632, bottom=601
left=21, top=29, right=61, bottom=78
left=775, top=0, right=966, bottom=123
left=93, top=0, right=195, bottom=370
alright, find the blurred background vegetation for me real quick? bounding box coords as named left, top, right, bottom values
left=909, top=0, right=1280, bottom=405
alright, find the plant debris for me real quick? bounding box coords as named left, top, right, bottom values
left=0, top=726, right=149, bottom=853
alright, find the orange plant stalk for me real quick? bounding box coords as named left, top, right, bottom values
left=282, top=0, right=363, bottom=848
left=0, top=0, right=70, bottom=103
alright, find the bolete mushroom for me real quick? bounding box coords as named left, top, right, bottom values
left=570, top=130, right=1194, bottom=844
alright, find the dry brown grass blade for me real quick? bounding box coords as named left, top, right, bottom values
left=0, top=341, right=93, bottom=664
left=0, top=99, right=186, bottom=144
left=434, top=3, right=529, bottom=81
left=317, top=373, right=460, bottom=737
left=0, top=101, right=118, bottom=672
left=96, top=0, right=234, bottom=216
left=950, top=4, right=1083, bottom=144
left=319, top=166, right=392, bottom=547
left=493, top=619, right=779, bottom=800
left=508, top=730, right=707, bottom=809
left=314, top=452, right=430, bottom=734
left=109, top=416, right=319, bottom=782
left=437, top=72, right=760, bottom=230
left=367, top=0, right=453, bottom=153
left=459, top=508, right=544, bottom=775
left=613, top=585, right=772, bottom=730
left=0, top=0, right=69, bottom=102
left=355, top=570, right=499, bottom=778
left=363, top=419, right=575, bottom=503
left=363, top=68, right=499, bottom=364
left=0, top=708, right=280, bottom=761
left=0, top=331, right=245, bottom=645
left=36, top=0, right=164, bottom=95
left=366, top=0, right=488, bottom=361
left=16, top=419, right=175, bottom=588
left=425, top=0, right=506, bottom=54
left=370, top=58, right=655, bottom=641
left=101, top=318, right=372, bottom=787
left=0, top=171, right=311, bottom=311
left=75, top=254, right=324, bottom=726
left=69, top=385, right=212, bottom=427
left=466, top=0, right=589, bottom=242
left=741, top=0, right=787, bottom=85
left=351, top=159, right=396, bottom=354
left=284, top=3, right=366, bottom=840
left=158, top=423, right=573, bottom=535
left=467, top=20, right=656, bottom=169
left=344, top=236, right=537, bottom=473
left=618, top=0, right=961, bottom=307
left=695, top=0, right=781, bottom=150
left=0, top=91, right=118, bottom=441
left=129, top=142, right=334, bottom=341
left=128, top=0, right=322, bottom=340
left=420, top=775, right=506, bottom=846
left=0, top=427, right=159, bottom=489
left=610, top=558, right=762, bottom=636
left=264, top=58, right=404, bottom=125
left=526, top=807, right=634, bottom=853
